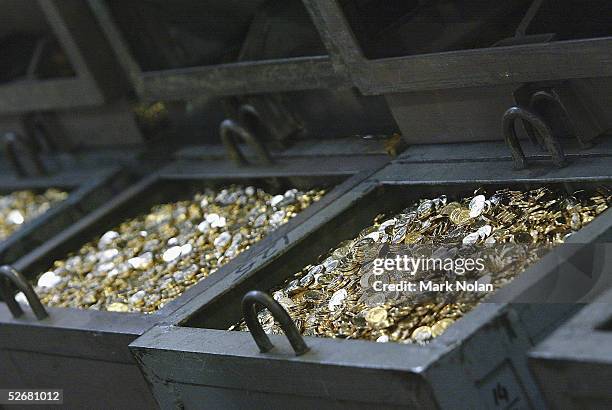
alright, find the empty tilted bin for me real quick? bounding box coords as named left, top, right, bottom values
left=337, top=0, right=612, bottom=60
left=89, top=0, right=347, bottom=99
left=0, top=153, right=384, bottom=409
left=130, top=154, right=612, bottom=409
left=529, top=286, right=612, bottom=409
left=302, top=0, right=612, bottom=149
left=0, top=0, right=124, bottom=113
left=303, top=0, right=612, bottom=95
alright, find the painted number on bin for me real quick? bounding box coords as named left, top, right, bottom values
left=478, top=362, right=530, bottom=409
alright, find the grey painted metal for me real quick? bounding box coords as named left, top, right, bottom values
left=130, top=152, right=612, bottom=409
left=3, top=132, right=46, bottom=177
left=0, top=151, right=387, bottom=409
left=528, top=286, right=612, bottom=409
left=0, top=265, right=48, bottom=320
left=393, top=138, right=612, bottom=165
left=385, top=78, right=612, bottom=145
left=39, top=0, right=126, bottom=101
left=139, top=56, right=350, bottom=100
left=385, top=84, right=520, bottom=145
left=302, top=0, right=612, bottom=96
left=0, top=163, right=139, bottom=408
left=158, top=156, right=390, bottom=180
left=502, top=106, right=566, bottom=169
left=87, top=0, right=349, bottom=101
left=0, top=303, right=159, bottom=410
left=242, top=290, right=310, bottom=356
left=220, top=118, right=273, bottom=166
left=0, top=78, right=102, bottom=115
left=173, top=136, right=399, bottom=161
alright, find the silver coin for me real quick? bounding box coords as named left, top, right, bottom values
left=469, top=195, right=486, bottom=218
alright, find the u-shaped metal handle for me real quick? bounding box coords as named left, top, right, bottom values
left=3, top=132, right=46, bottom=177
left=502, top=106, right=566, bottom=170
left=529, top=90, right=588, bottom=148
left=242, top=290, right=309, bottom=356
left=220, top=118, right=272, bottom=166
left=238, top=104, right=261, bottom=129
left=0, top=265, right=48, bottom=320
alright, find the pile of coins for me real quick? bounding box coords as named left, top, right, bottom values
left=232, top=187, right=611, bottom=344
left=34, top=185, right=325, bottom=313
left=0, top=189, right=68, bottom=240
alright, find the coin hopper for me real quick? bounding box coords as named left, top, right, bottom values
left=0, top=154, right=382, bottom=408
left=129, top=158, right=612, bottom=409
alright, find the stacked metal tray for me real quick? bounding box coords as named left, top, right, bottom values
left=529, top=286, right=612, bottom=409
left=0, top=147, right=389, bottom=409
left=129, top=144, right=612, bottom=409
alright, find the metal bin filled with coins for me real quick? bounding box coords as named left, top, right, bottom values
left=0, top=148, right=131, bottom=265
left=0, top=144, right=391, bottom=409
left=129, top=152, right=612, bottom=409
left=0, top=155, right=139, bottom=400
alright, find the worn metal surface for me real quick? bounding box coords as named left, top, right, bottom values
left=386, top=78, right=612, bottom=146
left=502, top=105, right=566, bottom=169
left=139, top=57, right=350, bottom=100
left=0, top=303, right=159, bottom=410
left=0, top=79, right=102, bottom=115
left=130, top=148, right=612, bottom=409
left=529, top=286, right=612, bottom=409
left=87, top=0, right=349, bottom=101
left=393, top=138, right=612, bottom=165
left=0, top=266, right=48, bottom=320
left=242, top=290, right=310, bottom=356
left=173, top=136, right=399, bottom=161
left=0, top=151, right=387, bottom=409
left=36, top=0, right=125, bottom=102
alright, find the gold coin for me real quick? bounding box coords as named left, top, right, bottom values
left=303, top=290, right=324, bottom=301
left=404, top=232, right=422, bottom=244
left=431, top=318, right=455, bottom=337
left=440, top=202, right=461, bottom=216
left=411, top=325, right=432, bottom=342
left=107, top=302, right=129, bottom=312
left=365, top=306, right=388, bottom=326
left=316, top=273, right=336, bottom=286
left=450, top=208, right=471, bottom=225
left=457, top=209, right=472, bottom=224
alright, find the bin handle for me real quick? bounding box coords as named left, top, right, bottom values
left=3, top=132, right=46, bottom=177
left=529, top=90, right=589, bottom=148
left=242, top=290, right=309, bottom=356
left=0, top=265, right=48, bottom=320
left=220, top=118, right=272, bottom=166
left=502, top=106, right=566, bottom=170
